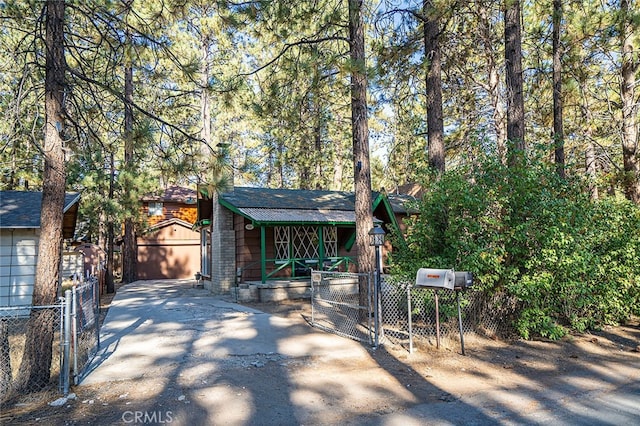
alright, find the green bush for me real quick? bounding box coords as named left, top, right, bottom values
left=389, top=153, right=640, bottom=339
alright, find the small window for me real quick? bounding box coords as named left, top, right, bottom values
left=148, top=202, right=163, bottom=216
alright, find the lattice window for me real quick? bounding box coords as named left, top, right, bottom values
left=274, top=226, right=290, bottom=260
left=274, top=226, right=337, bottom=260
left=323, top=226, right=338, bottom=257
left=292, top=226, right=319, bottom=259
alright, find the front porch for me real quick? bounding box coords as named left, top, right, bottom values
left=232, top=273, right=361, bottom=303
left=232, top=279, right=312, bottom=303
left=239, top=254, right=357, bottom=284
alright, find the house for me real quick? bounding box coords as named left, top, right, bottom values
left=135, top=185, right=200, bottom=280
left=0, top=190, right=80, bottom=307
left=194, top=186, right=415, bottom=300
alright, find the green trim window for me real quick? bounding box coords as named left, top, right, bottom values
left=323, top=227, right=337, bottom=256
left=274, top=225, right=337, bottom=260
left=293, top=226, right=319, bottom=259
left=274, top=226, right=290, bottom=260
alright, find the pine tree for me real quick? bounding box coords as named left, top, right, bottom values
left=15, top=0, right=67, bottom=391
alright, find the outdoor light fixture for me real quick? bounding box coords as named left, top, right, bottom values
left=368, top=225, right=386, bottom=247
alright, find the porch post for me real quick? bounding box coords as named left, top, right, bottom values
left=260, top=226, right=267, bottom=283
left=318, top=226, right=325, bottom=270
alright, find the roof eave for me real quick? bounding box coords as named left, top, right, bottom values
left=251, top=220, right=356, bottom=227
left=63, top=192, right=81, bottom=213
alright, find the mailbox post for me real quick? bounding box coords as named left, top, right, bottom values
left=369, top=225, right=385, bottom=347
left=413, top=268, right=474, bottom=355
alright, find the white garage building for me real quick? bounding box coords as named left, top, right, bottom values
left=0, top=191, right=80, bottom=307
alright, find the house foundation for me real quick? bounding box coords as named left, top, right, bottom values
left=232, top=280, right=312, bottom=303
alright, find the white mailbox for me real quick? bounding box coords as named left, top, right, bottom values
left=415, top=268, right=455, bottom=290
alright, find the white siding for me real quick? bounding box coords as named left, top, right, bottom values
left=61, top=251, right=83, bottom=281
left=0, top=230, right=38, bottom=307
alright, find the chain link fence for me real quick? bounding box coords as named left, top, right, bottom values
left=309, top=271, right=375, bottom=344
left=0, top=277, right=100, bottom=406
left=71, top=277, right=100, bottom=385
left=380, top=275, right=518, bottom=350
left=0, top=304, right=64, bottom=405
left=309, top=271, right=519, bottom=351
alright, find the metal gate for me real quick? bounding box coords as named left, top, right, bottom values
left=309, top=270, right=375, bottom=345
left=0, top=277, right=99, bottom=404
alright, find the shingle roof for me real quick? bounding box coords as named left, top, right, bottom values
left=216, top=187, right=413, bottom=225
left=237, top=208, right=360, bottom=224
left=220, top=187, right=357, bottom=210
left=387, top=193, right=418, bottom=215
left=0, top=191, right=81, bottom=230
left=141, top=185, right=196, bottom=203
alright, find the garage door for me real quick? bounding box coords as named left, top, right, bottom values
left=137, top=242, right=200, bottom=280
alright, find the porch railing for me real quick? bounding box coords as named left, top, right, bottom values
left=241, top=256, right=356, bottom=283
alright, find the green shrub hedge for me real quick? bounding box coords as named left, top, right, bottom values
left=389, top=154, right=640, bottom=339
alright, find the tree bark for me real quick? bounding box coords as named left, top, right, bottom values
left=314, top=120, right=323, bottom=190
left=332, top=149, right=344, bottom=190
left=348, top=0, right=374, bottom=287
left=424, top=0, right=445, bottom=175
left=121, top=2, right=137, bottom=283
left=620, top=0, right=640, bottom=203
left=585, top=141, right=599, bottom=200
left=504, top=0, right=526, bottom=165
left=201, top=34, right=212, bottom=154
left=477, top=2, right=507, bottom=163
left=105, top=151, right=115, bottom=293
left=16, top=0, right=66, bottom=391
left=552, top=0, right=565, bottom=178
left=1, top=319, right=11, bottom=400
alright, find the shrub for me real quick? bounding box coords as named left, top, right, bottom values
left=389, top=153, right=640, bottom=339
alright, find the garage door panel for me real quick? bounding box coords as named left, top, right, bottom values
left=137, top=243, right=200, bottom=280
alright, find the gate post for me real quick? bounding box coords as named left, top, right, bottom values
left=72, top=285, right=79, bottom=385
left=62, top=290, right=72, bottom=395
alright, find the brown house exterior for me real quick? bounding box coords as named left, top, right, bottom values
left=195, top=187, right=415, bottom=296
left=136, top=186, right=200, bottom=280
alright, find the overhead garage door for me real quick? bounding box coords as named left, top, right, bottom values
left=137, top=241, right=200, bottom=280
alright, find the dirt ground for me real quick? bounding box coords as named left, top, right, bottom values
left=1, top=297, right=639, bottom=425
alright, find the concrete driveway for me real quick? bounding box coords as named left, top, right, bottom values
left=81, top=280, right=369, bottom=385
left=77, top=279, right=640, bottom=426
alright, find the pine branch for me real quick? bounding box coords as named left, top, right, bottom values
left=67, top=66, right=204, bottom=146
left=241, top=35, right=350, bottom=76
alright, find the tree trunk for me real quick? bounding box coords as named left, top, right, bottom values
left=348, top=0, right=374, bottom=298
left=16, top=0, right=66, bottom=391
left=201, top=35, right=212, bottom=153
left=579, top=71, right=598, bottom=199
left=314, top=121, right=323, bottom=190
left=477, top=2, right=507, bottom=163
left=105, top=151, right=115, bottom=293
left=552, top=0, right=565, bottom=178
left=332, top=149, right=344, bottom=190
left=504, top=0, right=526, bottom=165
left=121, top=5, right=137, bottom=283
left=1, top=319, right=11, bottom=401
left=424, top=0, right=445, bottom=175
left=585, top=141, right=599, bottom=200
left=620, top=0, right=640, bottom=203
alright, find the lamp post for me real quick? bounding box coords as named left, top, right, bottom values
left=369, top=225, right=385, bottom=347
